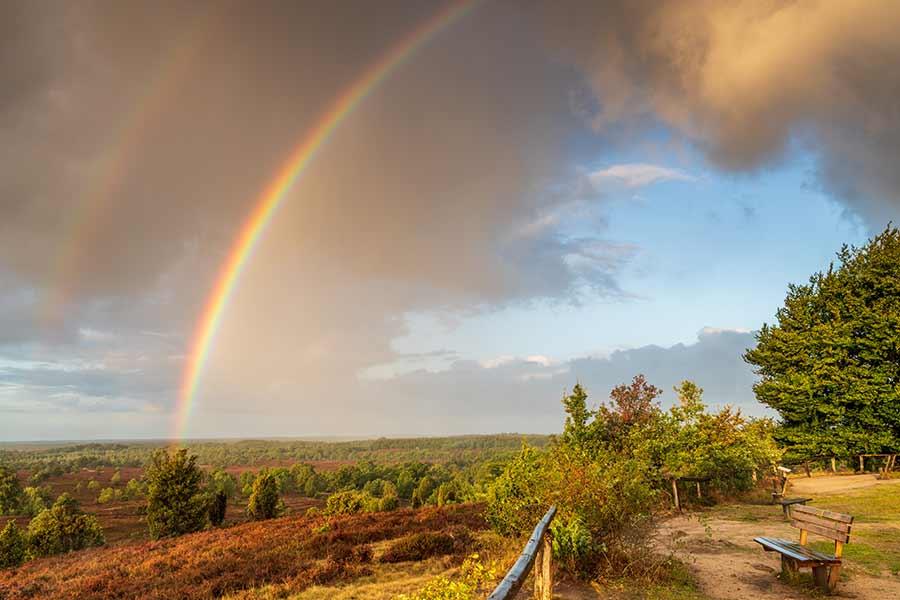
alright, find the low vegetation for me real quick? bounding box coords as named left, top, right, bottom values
left=0, top=504, right=486, bottom=600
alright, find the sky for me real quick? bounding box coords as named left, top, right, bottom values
left=1, top=0, right=899, bottom=440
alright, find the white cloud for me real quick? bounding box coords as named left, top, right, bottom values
left=589, top=163, right=696, bottom=189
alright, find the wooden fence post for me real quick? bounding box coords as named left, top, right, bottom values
left=830, top=457, right=837, bottom=473
left=671, top=478, right=680, bottom=511
left=533, top=533, right=552, bottom=599
left=859, top=455, right=864, bottom=472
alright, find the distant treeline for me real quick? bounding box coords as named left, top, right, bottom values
left=0, top=434, right=551, bottom=472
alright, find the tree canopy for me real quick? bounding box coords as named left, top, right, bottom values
left=745, top=226, right=900, bottom=460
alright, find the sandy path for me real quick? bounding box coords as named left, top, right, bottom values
left=660, top=514, right=900, bottom=600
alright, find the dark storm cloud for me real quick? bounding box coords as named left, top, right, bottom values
left=538, top=0, right=900, bottom=225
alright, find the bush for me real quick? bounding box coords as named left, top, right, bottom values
left=324, top=490, right=379, bottom=516
left=27, top=494, right=104, bottom=558
left=396, top=553, right=496, bottom=600
left=97, top=487, right=122, bottom=504
left=20, top=486, right=51, bottom=517
left=144, top=448, right=208, bottom=539
left=246, top=470, right=283, bottom=520
left=0, top=465, right=23, bottom=515
left=123, top=478, right=145, bottom=500
left=379, top=528, right=474, bottom=563
left=0, top=521, right=27, bottom=568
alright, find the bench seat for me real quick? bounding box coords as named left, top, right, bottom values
left=754, top=537, right=839, bottom=565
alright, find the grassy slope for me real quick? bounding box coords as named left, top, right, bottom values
left=0, top=504, right=487, bottom=600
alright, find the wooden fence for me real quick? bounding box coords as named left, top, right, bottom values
left=486, top=506, right=557, bottom=600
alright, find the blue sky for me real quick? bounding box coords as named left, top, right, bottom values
left=378, top=154, right=869, bottom=376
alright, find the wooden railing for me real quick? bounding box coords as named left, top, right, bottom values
left=487, top=506, right=557, bottom=600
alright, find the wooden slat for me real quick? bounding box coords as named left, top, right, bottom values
left=754, top=537, right=839, bottom=564
left=790, top=509, right=852, bottom=533
left=791, top=519, right=851, bottom=543
left=791, top=504, right=853, bottom=523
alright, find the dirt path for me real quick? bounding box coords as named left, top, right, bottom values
left=659, top=514, right=900, bottom=600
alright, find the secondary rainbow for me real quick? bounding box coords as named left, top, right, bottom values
left=174, top=0, right=478, bottom=440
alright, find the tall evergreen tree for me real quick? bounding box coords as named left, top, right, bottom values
left=144, top=448, right=208, bottom=539
left=745, top=226, right=900, bottom=461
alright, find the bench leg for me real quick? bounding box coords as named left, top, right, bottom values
left=780, top=556, right=798, bottom=581
left=813, top=566, right=828, bottom=591
left=826, top=565, right=841, bottom=593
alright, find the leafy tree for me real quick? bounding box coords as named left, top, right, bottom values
left=0, top=521, right=27, bottom=568
left=206, top=469, right=237, bottom=499
left=144, top=448, right=208, bottom=539
left=20, top=486, right=51, bottom=517
left=0, top=464, right=23, bottom=515
left=246, top=470, right=283, bottom=520
left=27, top=493, right=104, bottom=558
left=745, top=227, right=900, bottom=461
left=412, top=476, right=436, bottom=508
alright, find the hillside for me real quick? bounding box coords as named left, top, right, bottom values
left=0, top=504, right=487, bottom=600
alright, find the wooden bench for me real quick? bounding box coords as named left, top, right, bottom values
left=754, top=504, right=853, bottom=593
left=776, top=497, right=812, bottom=519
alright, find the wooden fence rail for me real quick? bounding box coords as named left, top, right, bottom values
left=487, top=506, right=557, bottom=600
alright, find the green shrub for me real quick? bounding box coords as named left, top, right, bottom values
left=87, top=480, right=101, bottom=492
left=0, top=521, right=27, bottom=568
left=551, top=516, right=595, bottom=576
left=97, top=487, right=121, bottom=504
left=26, top=494, right=104, bottom=558
left=144, top=448, right=208, bottom=539
left=123, top=478, right=145, bottom=500
left=323, top=489, right=379, bottom=516
left=20, top=486, right=51, bottom=517
left=246, top=470, right=283, bottom=520
left=396, top=553, right=496, bottom=600
left=378, top=493, right=400, bottom=512
left=0, top=465, right=23, bottom=515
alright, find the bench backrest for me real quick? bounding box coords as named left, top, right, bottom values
left=789, top=504, right=853, bottom=555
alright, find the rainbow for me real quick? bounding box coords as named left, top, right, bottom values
left=42, top=11, right=222, bottom=326
left=174, top=0, right=478, bottom=440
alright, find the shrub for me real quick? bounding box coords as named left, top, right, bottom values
left=396, top=553, right=496, bottom=600
left=208, top=490, right=227, bottom=526
left=378, top=493, right=400, bottom=512
left=0, top=465, right=23, bottom=515
left=324, top=490, right=379, bottom=516
left=97, top=487, right=121, bottom=504
left=20, top=486, right=51, bottom=517
left=87, top=480, right=101, bottom=492
left=123, top=478, right=145, bottom=500
left=0, top=521, right=27, bottom=568
left=551, top=516, right=595, bottom=576
left=379, top=528, right=474, bottom=563
left=144, top=448, right=208, bottom=539
left=206, top=469, right=237, bottom=498
left=27, top=493, right=104, bottom=558
left=246, top=471, right=283, bottom=520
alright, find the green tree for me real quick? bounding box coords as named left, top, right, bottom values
left=20, top=486, right=51, bottom=517
left=745, top=227, right=900, bottom=461
left=144, top=448, right=208, bottom=539
left=0, top=464, right=23, bottom=515
left=246, top=470, right=283, bottom=520
left=0, top=521, right=27, bottom=568
left=27, top=493, right=104, bottom=558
